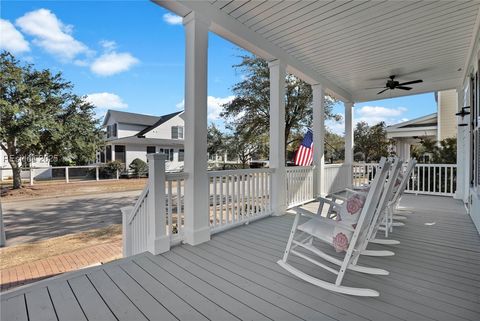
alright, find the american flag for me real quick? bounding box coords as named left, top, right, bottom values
left=294, top=129, right=314, bottom=166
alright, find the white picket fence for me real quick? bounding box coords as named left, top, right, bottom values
left=208, top=168, right=274, bottom=234
left=286, top=166, right=315, bottom=208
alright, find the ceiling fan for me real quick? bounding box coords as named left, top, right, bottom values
left=369, top=75, right=423, bottom=95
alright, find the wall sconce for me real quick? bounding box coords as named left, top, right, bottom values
left=456, top=106, right=470, bottom=127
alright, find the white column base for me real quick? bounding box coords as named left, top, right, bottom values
left=150, top=235, right=171, bottom=255
left=183, top=226, right=211, bottom=246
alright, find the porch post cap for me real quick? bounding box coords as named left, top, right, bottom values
left=268, top=59, right=285, bottom=68
left=183, top=11, right=211, bottom=27
left=147, top=153, right=167, bottom=161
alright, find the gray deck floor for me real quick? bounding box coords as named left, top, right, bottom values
left=2, top=195, right=480, bottom=321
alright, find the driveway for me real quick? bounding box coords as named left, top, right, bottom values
left=1, top=190, right=141, bottom=246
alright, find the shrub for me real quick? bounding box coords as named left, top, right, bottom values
left=129, top=158, right=148, bottom=178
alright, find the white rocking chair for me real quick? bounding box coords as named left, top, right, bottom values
left=277, top=158, right=391, bottom=297
left=378, top=158, right=417, bottom=237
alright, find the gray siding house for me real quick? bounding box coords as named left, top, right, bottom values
left=99, top=110, right=185, bottom=171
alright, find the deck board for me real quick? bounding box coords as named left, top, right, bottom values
left=1, top=195, right=480, bottom=321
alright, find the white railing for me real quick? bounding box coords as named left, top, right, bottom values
left=286, top=166, right=314, bottom=208
left=352, top=163, right=379, bottom=188
left=208, top=168, right=274, bottom=234
left=324, top=163, right=352, bottom=194
left=122, top=154, right=187, bottom=257
left=122, top=185, right=149, bottom=257
left=165, top=172, right=187, bottom=245
left=352, top=162, right=457, bottom=197
left=405, top=163, right=457, bottom=196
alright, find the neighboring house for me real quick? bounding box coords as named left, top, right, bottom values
left=99, top=110, right=185, bottom=171
left=386, top=89, right=458, bottom=160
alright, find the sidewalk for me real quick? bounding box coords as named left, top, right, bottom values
left=0, top=240, right=121, bottom=292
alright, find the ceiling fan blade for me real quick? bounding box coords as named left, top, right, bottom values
left=377, top=88, right=389, bottom=94
left=398, top=79, right=423, bottom=86
left=396, top=86, right=412, bottom=90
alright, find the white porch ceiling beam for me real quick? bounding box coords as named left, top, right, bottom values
left=153, top=0, right=353, bottom=102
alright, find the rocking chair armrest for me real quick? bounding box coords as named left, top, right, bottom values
left=311, top=217, right=356, bottom=232
left=330, top=194, right=347, bottom=202
left=292, top=206, right=316, bottom=219
left=315, top=196, right=339, bottom=206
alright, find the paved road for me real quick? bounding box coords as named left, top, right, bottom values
left=1, top=191, right=141, bottom=246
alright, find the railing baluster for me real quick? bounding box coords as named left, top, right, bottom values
left=226, top=175, right=230, bottom=224
left=219, top=174, right=224, bottom=227
left=168, top=180, right=173, bottom=236
left=212, top=176, right=217, bottom=227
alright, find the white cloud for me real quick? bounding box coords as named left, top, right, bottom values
left=0, top=19, right=30, bottom=53
left=16, top=9, right=89, bottom=60
left=175, top=95, right=235, bottom=121
left=354, top=106, right=407, bottom=126
left=163, top=13, right=182, bottom=25
left=85, top=92, right=127, bottom=109
left=90, top=51, right=139, bottom=76
left=99, top=40, right=117, bottom=52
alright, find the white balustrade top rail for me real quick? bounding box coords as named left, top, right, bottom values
left=208, top=168, right=274, bottom=234
left=286, top=166, right=315, bottom=208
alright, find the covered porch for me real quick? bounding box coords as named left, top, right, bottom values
left=2, top=195, right=479, bottom=321
left=2, top=0, right=480, bottom=319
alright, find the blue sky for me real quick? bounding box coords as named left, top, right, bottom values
left=1, top=1, right=437, bottom=135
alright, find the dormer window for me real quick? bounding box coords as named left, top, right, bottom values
left=171, top=126, right=184, bottom=139
left=106, top=124, right=118, bottom=138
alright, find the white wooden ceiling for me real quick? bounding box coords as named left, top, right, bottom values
left=157, top=0, right=480, bottom=102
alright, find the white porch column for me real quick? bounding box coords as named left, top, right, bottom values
left=312, top=84, right=325, bottom=196
left=344, top=102, right=354, bottom=187
left=183, top=12, right=211, bottom=245
left=269, top=60, right=287, bottom=215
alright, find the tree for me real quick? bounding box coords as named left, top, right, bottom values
left=411, top=137, right=456, bottom=164
left=207, top=123, right=227, bottom=157
left=221, top=55, right=341, bottom=161
left=353, top=121, right=390, bottom=162
left=0, top=51, right=102, bottom=189
left=325, top=131, right=345, bottom=163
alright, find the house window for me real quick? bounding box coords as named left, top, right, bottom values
left=159, top=148, right=174, bottom=161
left=178, top=149, right=184, bottom=161
left=106, top=145, right=112, bottom=162
left=146, top=146, right=156, bottom=154
left=114, top=145, right=126, bottom=164
left=106, top=124, right=117, bottom=138
left=171, top=126, right=184, bottom=139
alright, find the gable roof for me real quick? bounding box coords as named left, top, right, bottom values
left=136, top=111, right=183, bottom=138
left=102, top=110, right=163, bottom=127
left=386, top=113, right=437, bottom=132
